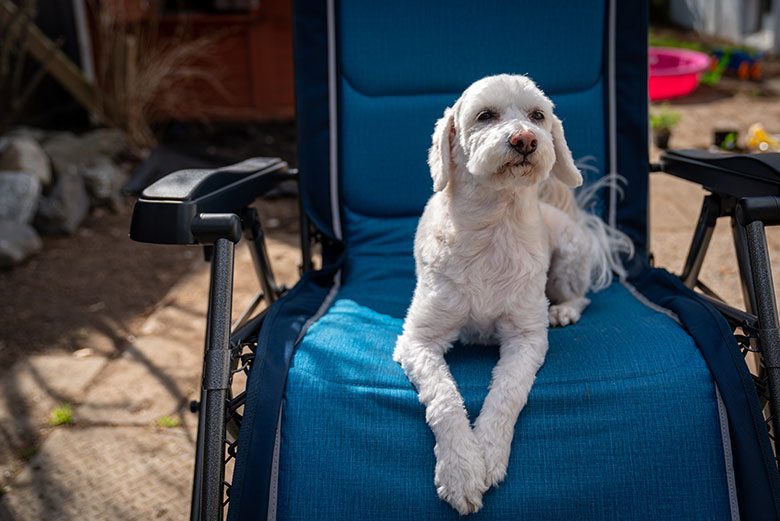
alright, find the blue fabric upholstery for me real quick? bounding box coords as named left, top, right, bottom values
left=340, top=85, right=606, bottom=222
left=275, top=285, right=731, bottom=520
left=338, top=0, right=607, bottom=220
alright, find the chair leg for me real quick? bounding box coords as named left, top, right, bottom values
left=243, top=208, right=279, bottom=305
left=197, top=238, right=236, bottom=521
left=680, top=195, right=720, bottom=288
left=732, top=216, right=758, bottom=313
left=191, top=389, right=207, bottom=521
left=743, top=220, right=780, bottom=458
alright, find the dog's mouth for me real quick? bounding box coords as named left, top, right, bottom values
left=498, top=159, right=534, bottom=177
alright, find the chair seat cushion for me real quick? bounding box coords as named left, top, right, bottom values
left=274, top=282, right=732, bottom=520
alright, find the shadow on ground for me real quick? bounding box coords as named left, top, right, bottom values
left=0, top=202, right=200, bottom=367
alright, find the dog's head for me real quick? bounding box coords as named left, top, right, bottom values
left=429, top=74, right=582, bottom=192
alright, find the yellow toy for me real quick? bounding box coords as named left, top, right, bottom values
left=746, top=123, right=780, bottom=152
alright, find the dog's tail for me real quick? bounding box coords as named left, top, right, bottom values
left=539, top=163, right=634, bottom=291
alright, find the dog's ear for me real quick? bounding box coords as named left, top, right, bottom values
left=550, top=115, right=583, bottom=188
left=428, top=107, right=455, bottom=192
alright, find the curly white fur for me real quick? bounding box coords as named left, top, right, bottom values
left=393, top=74, right=633, bottom=514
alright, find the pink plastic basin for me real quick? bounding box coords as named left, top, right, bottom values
left=649, top=47, right=711, bottom=101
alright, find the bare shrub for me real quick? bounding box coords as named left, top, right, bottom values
left=92, top=4, right=229, bottom=151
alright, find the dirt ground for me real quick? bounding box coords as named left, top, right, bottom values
left=0, top=204, right=198, bottom=367
left=0, top=197, right=301, bottom=370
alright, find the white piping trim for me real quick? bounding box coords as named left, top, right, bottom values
left=295, top=271, right=342, bottom=344
left=268, top=272, right=341, bottom=520
left=620, top=280, right=682, bottom=325
left=715, top=385, right=741, bottom=521
left=607, top=0, right=618, bottom=229
left=266, top=403, right=283, bottom=521
left=327, top=0, right=342, bottom=240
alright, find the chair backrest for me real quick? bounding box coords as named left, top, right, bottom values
left=294, top=0, right=649, bottom=263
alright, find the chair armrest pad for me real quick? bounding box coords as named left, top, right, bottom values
left=660, top=149, right=780, bottom=198
left=130, top=157, right=292, bottom=245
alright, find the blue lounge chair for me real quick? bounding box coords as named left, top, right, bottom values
left=130, top=1, right=780, bottom=519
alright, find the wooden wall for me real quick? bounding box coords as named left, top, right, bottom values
left=92, top=0, right=295, bottom=121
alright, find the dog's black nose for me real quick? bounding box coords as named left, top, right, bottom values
left=508, top=130, right=537, bottom=155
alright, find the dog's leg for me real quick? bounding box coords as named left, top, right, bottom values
left=547, top=246, right=590, bottom=327
left=473, top=310, right=548, bottom=487
left=394, top=297, right=487, bottom=515
left=545, top=209, right=591, bottom=327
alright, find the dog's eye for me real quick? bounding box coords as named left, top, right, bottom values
left=476, top=110, right=496, bottom=122
left=530, top=110, right=545, bottom=121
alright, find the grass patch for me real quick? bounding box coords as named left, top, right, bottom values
left=156, top=415, right=181, bottom=428
left=19, top=446, right=39, bottom=460
left=649, top=29, right=758, bottom=54
left=48, top=404, right=74, bottom=426
left=649, top=32, right=706, bottom=51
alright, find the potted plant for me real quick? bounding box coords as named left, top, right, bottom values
left=650, top=104, right=681, bottom=149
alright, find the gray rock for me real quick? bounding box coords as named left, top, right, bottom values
left=0, top=136, right=52, bottom=187
left=44, top=129, right=128, bottom=175
left=42, top=132, right=82, bottom=177
left=34, top=170, right=89, bottom=235
left=0, top=221, right=42, bottom=268
left=5, top=126, right=49, bottom=143
left=80, top=156, right=128, bottom=208
left=80, top=128, right=128, bottom=157
left=0, top=172, right=41, bottom=223
left=43, top=130, right=129, bottom=207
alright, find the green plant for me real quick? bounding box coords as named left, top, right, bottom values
left=650, top=104, right=681, bottom=132
left=49, top=404, right=73, bottom=426
left=155, top=415, right=181, bottom=428
left=19, top=446, right=39, bottom=460
left=719, top=132, right=738, bottom=150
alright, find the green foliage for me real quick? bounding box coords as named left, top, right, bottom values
left=155, top=415, right=181, bottom=428
left=19, top=446, right=39, bottom=460
left=49, top=404, right=73, bottom=426
left=650, top=104, right=681, bottom=131
left=649, top=29, right=757, bottom=54
left=701, top=49, right=729, bottom=86
left=718, top=132, right=738, bottom=150
left=649, top=32, right=705, bottom=51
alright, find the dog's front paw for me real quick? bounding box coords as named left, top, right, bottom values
left=473, top=424, right=511, bottom=487
left=434, top=433, right=488, bottom=515
left=548, top=304, right=581, bottom=327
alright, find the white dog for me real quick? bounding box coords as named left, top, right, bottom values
left=393, top=74, right=632, bottom=515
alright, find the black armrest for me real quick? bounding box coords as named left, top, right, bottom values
left=130, top=157, right=293, bottom=245
left=660, top=149, right=780, bottom=198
